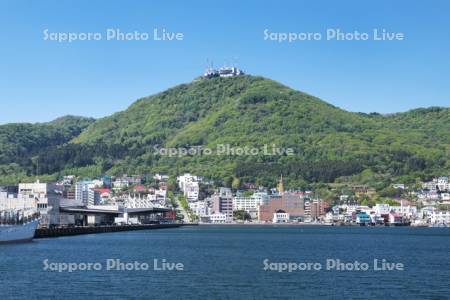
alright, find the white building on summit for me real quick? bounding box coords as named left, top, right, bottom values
left=203, top=65, right=244, bottom=79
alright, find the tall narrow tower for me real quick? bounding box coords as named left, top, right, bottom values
left=278, top=174, right=284, bottom=196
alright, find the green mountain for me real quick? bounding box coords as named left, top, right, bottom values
left=0, top=115, right=95, bottom=183
left=1, top=76, right=449, bottom=188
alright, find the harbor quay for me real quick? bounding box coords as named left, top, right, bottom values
left=34, top=223, right=197, bottom=239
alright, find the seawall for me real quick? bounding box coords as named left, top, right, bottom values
left=34, top=223, right=186, bottom=239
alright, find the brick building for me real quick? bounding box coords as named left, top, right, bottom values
left=258, top=193, right=304, bottom=222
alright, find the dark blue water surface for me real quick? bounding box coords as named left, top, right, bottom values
left=1, top=226, right=450, bottom=299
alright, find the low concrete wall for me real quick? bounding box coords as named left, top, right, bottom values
left=35, top=223, right=181, bottom=238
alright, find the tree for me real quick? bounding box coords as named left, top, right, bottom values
left=233, top=210, right=251, bottom=221
left=231, top=177, right=241, bottom=190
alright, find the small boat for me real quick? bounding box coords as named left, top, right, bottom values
left=0, top=210, right=40, bottom=244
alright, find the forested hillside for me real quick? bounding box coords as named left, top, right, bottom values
left=0, top=116, right=94, bottom=183
left=0, top=76, right=448, bottom=188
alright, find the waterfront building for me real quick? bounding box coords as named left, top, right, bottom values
left=258, top=193, right=304, bottom=222
left=233, top=192, right=268, bottom=219
left=208, top=213, right=227, bottom=224
left=212, top=187, right=233, bottom=222
left=273, top=210, right=290, bottom=223
left=430, top=211, right=450, bottom=225
left=388, top=212, right=403, bottom=225
left=375, top=203, right=391, bottom=215
left=259, top=176, right=304, bottom=222
left=304, top=199, right=328, bottom=221
left=356, top=212, right=371, bottom=225
left=324, top=212, right=334, bottom=223
left=390, top=205, right=417, bottom=219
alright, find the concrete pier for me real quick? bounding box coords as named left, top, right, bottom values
left=34, top=223, right=182, bottom=239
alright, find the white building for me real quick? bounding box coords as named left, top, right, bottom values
left=62, top=175, right=75, bottom=186
left=1, top=181, right=63, bottom=226
left=233, top=192, right=268, bottom=219
left=177, top=173, right=200, bottom=201
left=125, top=191, right=168, bottom=209
left=112, top=178, right=129, bottom=190
left=177, top=173, right=198, bottom=190
left=340, top=204, right=360, bottom=214
left=0, top=192, right=36, bottom=211
left=75, top=181, right=97, bottom=205
left=208, top=213, right=227, bottom=224
left=339, top=195, right=350, bottom=202
left=423, top=177, right=450, bottom=191
left=189, top=201, right=210, bottom=217
left=430, top=211, right=450, bottom=225
left=392, top=184, right=406, bottom=189
left=18, top=181, right=50, bottom=197
left=153, top=173, right=169, bottom=181
left=441, top=193, right=450, bottom=203
left=233, top=193, right=266, bottom=211
left=438, top=177, right=449, bottom=191
left=203, top=66, right=244, bottom=78
left=273, top=211, right=290, bottom=223
left=185, top=182, right=199, bottom=202
left=390, top=205, right=418, bottom=219
left=374, top=204, right=390, bottom=215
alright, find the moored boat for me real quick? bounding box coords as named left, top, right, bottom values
left=0, top=210, right=40, bottom=243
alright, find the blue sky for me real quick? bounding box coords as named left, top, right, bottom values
left=0, top=0, right=449, bottom=124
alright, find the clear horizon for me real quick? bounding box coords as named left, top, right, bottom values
left=1, top=0, right=449, bottom=124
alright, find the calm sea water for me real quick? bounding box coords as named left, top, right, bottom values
left=1, top=226, right=450, bottom=299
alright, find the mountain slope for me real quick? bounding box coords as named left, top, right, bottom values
left=1, top=76, right=449, bottom=187
left=0, top=116, right=95, bottom=182
left=70, top=76, right=449, bottom=187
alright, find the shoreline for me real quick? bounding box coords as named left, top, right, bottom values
left=196, top=222, right=438, bottom=228
left=34, top=223, right=195, bottom=239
